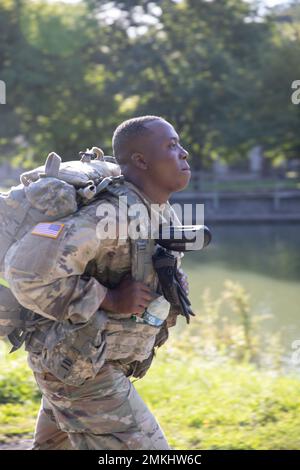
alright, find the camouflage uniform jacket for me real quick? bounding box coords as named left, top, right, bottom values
left=5, top=180, right=183, bottom=382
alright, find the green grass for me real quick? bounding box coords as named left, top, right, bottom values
left=0, top=277, right=9, bottom=288
left=0, top=338, right=300, bottom=449
left=0, top=403, right=39, bottom=439
left=0, top=279, right=299, bottom=449
left=136, top=351, right=300, bottom=449
left=0, top=344, right=40, bottom=442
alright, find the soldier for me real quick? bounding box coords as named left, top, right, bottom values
left=5, top=115, right=191, bottom=450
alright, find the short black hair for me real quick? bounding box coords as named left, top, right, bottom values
left=112, top=115, right=165, bottom=165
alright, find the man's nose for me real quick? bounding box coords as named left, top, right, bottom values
left=180, top=147, right=189, bottom=159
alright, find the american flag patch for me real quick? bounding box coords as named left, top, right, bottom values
left=31, top=223, right=65, bottom=239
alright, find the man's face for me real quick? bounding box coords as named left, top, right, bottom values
left=141, top=119, right=191, bottom=193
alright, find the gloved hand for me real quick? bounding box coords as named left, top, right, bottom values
left=153, top=247, right=195, bottom=324
left=176, top=267, right=189, bottom=296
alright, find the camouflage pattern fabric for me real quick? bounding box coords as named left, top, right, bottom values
left=32, top=361, right=171, bottom=450
left=5, top=181, right=183, bottom=380
left=5, top=180, right=184, bottom=449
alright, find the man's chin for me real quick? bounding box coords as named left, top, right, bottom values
left=172, top=172, right=191, bottom=192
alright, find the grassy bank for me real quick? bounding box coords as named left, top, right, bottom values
left=0, top=344, right=40, bottom=441
left=1, top=340, right=300, bottom=449
left=136, top=348, right=300, bottom=450
left=0, top=281, right=300, bottom=449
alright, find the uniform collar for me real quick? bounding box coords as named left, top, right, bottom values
left=123, top=179, right=181, bottom=226
left=124, top=180, right=168, bottom=210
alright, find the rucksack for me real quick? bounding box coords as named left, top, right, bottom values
left=0, top=147, right=125, bottom=351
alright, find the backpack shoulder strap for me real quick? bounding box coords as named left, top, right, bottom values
left=104, top=182, right=155, bottom=284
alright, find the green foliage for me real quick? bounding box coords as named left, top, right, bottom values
left=0, top=280, right=299, bottom=448
left=0, top=402, right=39, bottom=439
left=0, top=277, right=9, bottom=288
left=0, top=342, right=40, bottom=404
left=0, top=0, right=300, bottom=168
left=136, top=355, right=300, bottom=449
left=0, top=341, right=40, bottom=440
left=173, top=280, right=285, bottom=371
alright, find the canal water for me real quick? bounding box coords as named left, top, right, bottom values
left=179, top=223, right=300, bottom=354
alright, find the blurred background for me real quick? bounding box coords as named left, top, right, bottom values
left=0, top=0, right=300, bottom=450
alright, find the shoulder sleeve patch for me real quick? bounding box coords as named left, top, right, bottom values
left=31, top=222, right=65, bottom=239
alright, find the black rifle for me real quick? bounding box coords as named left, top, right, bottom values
left=153, top=224, right=212, bottom=323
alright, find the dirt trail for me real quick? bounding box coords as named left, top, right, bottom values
left=0, top=439, right=32, bottom=450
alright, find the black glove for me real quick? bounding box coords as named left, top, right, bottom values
left=152, top=247, right=195, bottom=324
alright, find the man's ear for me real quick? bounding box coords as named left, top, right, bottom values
left=130, top=152, right=148, bottom=170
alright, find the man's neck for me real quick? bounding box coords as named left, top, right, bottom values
left=124, top=174, right=171, bottom=205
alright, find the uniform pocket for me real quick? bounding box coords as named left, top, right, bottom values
left=105, top=316, right=157, bottom=363
left=40, top=310, right=108, bottom=387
